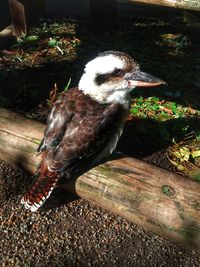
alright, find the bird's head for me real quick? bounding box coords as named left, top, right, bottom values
left=78, top=51, right=166, bottom=106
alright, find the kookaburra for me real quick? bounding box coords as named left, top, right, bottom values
left=21, top=51, right=165, bottom=212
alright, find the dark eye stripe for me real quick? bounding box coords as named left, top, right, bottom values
left=95, top=69, right=124, bottom=86
left=95, top=73, right=109, bottom=86
left=112, top=68, right=123, bottom=76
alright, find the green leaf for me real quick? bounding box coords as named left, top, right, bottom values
left=48, top=38, right=58, bottom=47
left=17, top=35, right=39, bottom=44
left=25, top=35, right=39, bottom=42
left=64, top=78, right=71, bottom=91
left=130, top=107, right=139, bottom=114
left=170, top=102, right=177, bottom=114
left=173, top=147, right=190, bottom=161
left=192, top=150, right=200, bottom=158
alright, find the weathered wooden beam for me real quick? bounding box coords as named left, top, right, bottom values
left=9, top=0, right=26, bottom=37
left=0, top=107, right=199, bottom=249
left=120, top=0, right=200, bottom=11
left=8, top=0, right=45, bottom=38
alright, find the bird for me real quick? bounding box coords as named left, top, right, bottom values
left=21, top=51, right=165, bottom=212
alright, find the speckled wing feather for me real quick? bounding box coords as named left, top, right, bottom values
left=21, top=87, right=127, bottom=211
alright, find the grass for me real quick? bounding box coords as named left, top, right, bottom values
left=0, top=16, right=199, bottom=179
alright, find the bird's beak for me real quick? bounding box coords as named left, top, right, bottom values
left=125, top=70, right=166, bottom=87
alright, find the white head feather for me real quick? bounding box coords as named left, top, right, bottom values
left=78, top=54, right=134, bottom=107
left=83, top=54, right=125, bottom=75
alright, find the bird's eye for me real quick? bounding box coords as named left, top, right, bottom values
left=113, top=68, right=123, bottom=76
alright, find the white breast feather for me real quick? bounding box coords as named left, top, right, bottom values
left=93, top=123, right=124, bottom=164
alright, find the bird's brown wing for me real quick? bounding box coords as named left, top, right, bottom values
left=37, top=92, right=74, bottom=154
left=22, top=88, right=126, bottom=211
left=43, top=88, right=126, bottom=174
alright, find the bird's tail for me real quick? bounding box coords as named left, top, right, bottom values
left=21, top=162, right=59, bottom=212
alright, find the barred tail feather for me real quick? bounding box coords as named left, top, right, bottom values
left=21, top=164, right=59, bottom=212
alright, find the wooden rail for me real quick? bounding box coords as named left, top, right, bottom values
left=120, top=0, right=200, bottom=11
left=7, top=0, right=45, bottom=37
left=0, top=107, right=199, bottom=250
left=2, top=0, right=200, bottom=38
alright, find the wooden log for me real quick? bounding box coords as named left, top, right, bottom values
left=0, top=107, right=199, bottom=250
left=121, top=0, right=200, bottom=11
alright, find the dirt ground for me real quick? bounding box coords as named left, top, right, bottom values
left=1, top=158, right=200, bottom=267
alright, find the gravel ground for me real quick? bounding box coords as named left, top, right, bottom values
left=1, top=160, right=200, bottom=267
